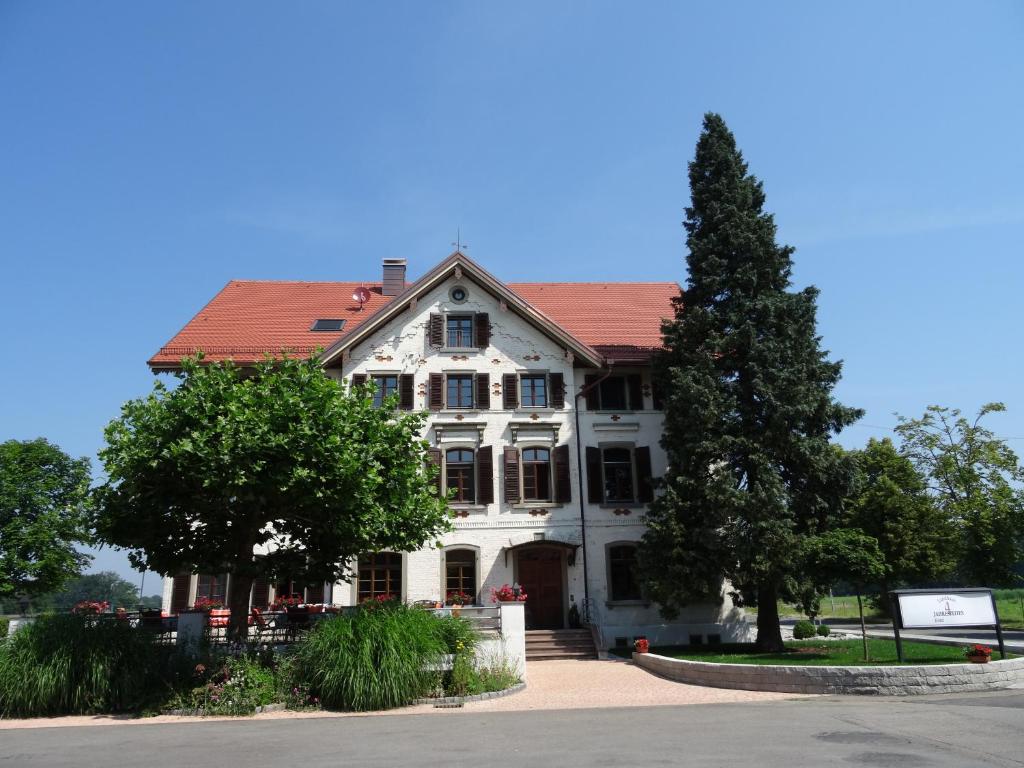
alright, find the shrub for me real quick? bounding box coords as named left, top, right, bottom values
left=792, top=620, right=816, bottom=640
left=0, top=617, right=8, bottom=639
left=816, top=624, right=831, bottom=637
left=293, top=603, right=447, bottom=711
left=167, top=653, right=278, bottom=716
left=0, top=614, right=165, bottom=716
left=435, top=614, right=477, bottom=656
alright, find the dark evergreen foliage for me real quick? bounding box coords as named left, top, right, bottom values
left=638, top=113, right=862, bottom=651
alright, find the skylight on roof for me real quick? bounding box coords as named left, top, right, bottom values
left=310, top=319, right=346, bottom=332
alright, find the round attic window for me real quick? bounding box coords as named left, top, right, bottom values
left=449, top=285, right=468, bottom=304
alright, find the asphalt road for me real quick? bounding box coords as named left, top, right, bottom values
left=4, top=692, right=1024, bottom=768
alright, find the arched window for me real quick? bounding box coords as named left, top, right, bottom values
left=445, top=448, right=476, bottom=503
left=522, top=447, right=551, bottom=501
left=357, top=553, right=402, bottom=601
left=444, top=548, right=477, bottom=604
left=607, top=544, right=641, bottom=601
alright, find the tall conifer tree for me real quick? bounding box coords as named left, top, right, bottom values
left=639, top=114, right=862, bottom=651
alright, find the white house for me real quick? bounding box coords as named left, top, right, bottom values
left=152, top=252, right=751, bottom=648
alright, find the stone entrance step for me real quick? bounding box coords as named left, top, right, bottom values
left=525, top=629, right=597, bottom=661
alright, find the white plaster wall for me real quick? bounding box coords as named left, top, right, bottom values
left=160, top=269, right=754, bottom=644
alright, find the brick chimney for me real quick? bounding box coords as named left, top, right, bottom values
left=381, top=259, right=407, bottom=296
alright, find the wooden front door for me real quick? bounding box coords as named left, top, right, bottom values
left=517, top=548, right=564, bottom=630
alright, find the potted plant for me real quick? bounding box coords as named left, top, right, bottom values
left=490, top=583, right=528, bottom=603
left=71, top=600, right=110, bottom=615
left=446, top=590, right=472, bottom=616
left=191, top=596, right=225, bottom=611
left=634, top=637, right=649, bottom=654
left=965, top=644, right=993, bottom=664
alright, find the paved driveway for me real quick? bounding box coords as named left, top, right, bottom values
left=0, top=658, right=801, bottom=731
left=461, top=657, right=804, bottom=712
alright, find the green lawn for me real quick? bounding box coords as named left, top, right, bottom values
left=743, top=589, right=1024, bottom=629
left=630, top=638, right=1014, bottom=666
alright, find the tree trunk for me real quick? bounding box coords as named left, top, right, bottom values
left=857, top=590, right=869, bottom=662
left=228, top=573, right=254, bottom=644
left=755, top=582, right=785, bottom=652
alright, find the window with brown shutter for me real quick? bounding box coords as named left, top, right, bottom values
left=428, top=373, right=444, bottom=411
left=475, top=373, right=490, bottom=410
left=584, top=374, right=600, bottom=410
left=502, top=373, right=518, bottom=409
left=627, top=374, right=644, bottom=410
left=171, top=573, right=192, bottom=612
left=651, top=376, right=665, bottom=411
left=549, top=372, right=565, bottom=409
left=305, top=583, right=325, bottom=604
left=553, top=444, right=571, bottom=503
left=426, top=447, right=442, bottom=494
left=476, top=445, right=494, bottom=504
left=585, top=447, right=602, bottom=503
left=251, top=576, right=270, bottom=610
left=503, top=447, right=520, bottom=503
left=475, top=312, right=490, bottom=348
left=428, top=314, right=443, bottom=347
left=521, top=447, right=551, bottom=501
left=399, top=374, right=414, bottom=410
left=445, top=448, right=476, bottom=502
left=350, top=373, right=367, bottom=390
left=636, top=446, right=654, bottom=502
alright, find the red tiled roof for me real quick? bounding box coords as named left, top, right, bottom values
left=149, top=279, right=680, bottom=368
left=508, top=283, right=680, bottom=359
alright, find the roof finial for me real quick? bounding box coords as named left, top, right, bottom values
left=451, top=228, right=468, bottom=254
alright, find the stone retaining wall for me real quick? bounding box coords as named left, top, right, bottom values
left=633, top=651, right=1024, bottom=695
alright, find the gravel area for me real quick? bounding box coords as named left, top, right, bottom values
left=0, top=658, right=807, bottom=729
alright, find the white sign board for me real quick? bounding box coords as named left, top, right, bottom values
left=896, top=591, right=997, bottom=629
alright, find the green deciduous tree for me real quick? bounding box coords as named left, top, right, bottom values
left=47, top=571, right=142, bottom=612
left=895, top=403, right=1024, bottom=588
left=800, top=529, right=885, bottom=660
left=846, top=438, right=957, bottom=614
left=94, top=355, right=451, bottom=639
left=638, top=113, right=862, bottom=652
left=0, top=439, right=93, bottom=598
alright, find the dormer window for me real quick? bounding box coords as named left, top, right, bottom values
left=311, top=319, right=346, bottom=332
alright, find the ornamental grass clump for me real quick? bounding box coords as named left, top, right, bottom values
left=0, top=614, right=164, bottom=717
left=293, top=603, right=450, bottom=711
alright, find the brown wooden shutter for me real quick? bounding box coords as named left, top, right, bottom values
left=586, top=447, right=603, bottom=504
left=428, top=373, right=444, bottom=410
left=553, top=444, right=571, bottom=503
left=475, top=312, right=490, bottom=349
left=475, top=373, right=490, bottom=410
left=651, top=376, right=665, bottom=411
left=427, top=447, right=442, bottom=494
left=549, top=372, right=565, bottom=409
left=171, top=573, right=191, bottom=612
left=627, top=374, right=643, bottom=410
left=477, top=445, right=494, bottom=504
left=351, top=373, right=367, bottom=390
left=503, top=447, right=520, bottom=503
left=305, top=583, right=324, bottom=604
left=428, top=313, right=443, bottom=347
left=399, top=374, right=414, bottom=410
left=502, top=373, right=518, bottom=409
left=636, top=446, right=654, bottom=503
left=584, top=374, right=600, bottom=411
left=251, top=576, right=270, bottom=610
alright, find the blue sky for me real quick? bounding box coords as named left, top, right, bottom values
left=2, top=2, right=1023, bottom=584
